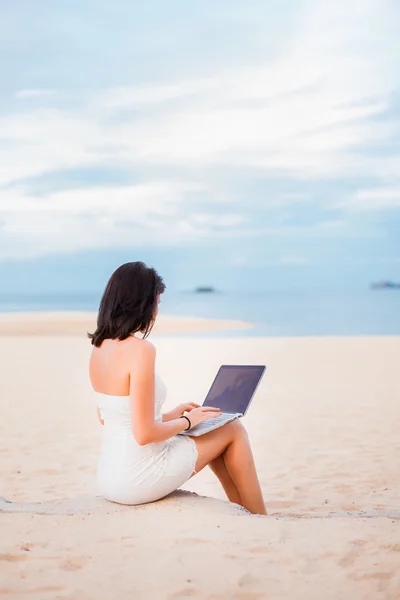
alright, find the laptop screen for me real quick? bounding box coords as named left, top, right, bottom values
left=203, top=365, right=266, bottom=414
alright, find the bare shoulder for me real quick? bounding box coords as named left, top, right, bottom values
left=123, top=336, right=156, bottom=362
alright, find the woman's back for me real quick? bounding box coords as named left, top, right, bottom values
left=89, top=336, right=146, bottom=397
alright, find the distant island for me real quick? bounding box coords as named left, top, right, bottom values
left=370, top=280, right=400, bottom=290
left=194, top=286, right=217, bottom=293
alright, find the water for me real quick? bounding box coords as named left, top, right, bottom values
left=0, top=289, right=399, bottom=337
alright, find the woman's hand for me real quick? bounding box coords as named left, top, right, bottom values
left=185, top=406, right=222, bottom=428
left=162, top=403, right=201, bottom=422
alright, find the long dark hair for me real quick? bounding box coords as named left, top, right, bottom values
left=88, top=262, right=166, bottom=347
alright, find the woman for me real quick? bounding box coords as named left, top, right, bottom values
left=89, top=262, right=267, bottom=515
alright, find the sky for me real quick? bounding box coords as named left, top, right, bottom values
left=1, top=0, right=400, bottom=292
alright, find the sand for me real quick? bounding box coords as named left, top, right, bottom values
left=0, top=312, right=252, bottom=337
left=0, top=317, right=399, bottom=599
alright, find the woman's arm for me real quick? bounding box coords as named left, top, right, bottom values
left=129, top=342, right=188, bottom=445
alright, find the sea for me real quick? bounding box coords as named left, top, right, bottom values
left=0, top=289, right=399, bottom=337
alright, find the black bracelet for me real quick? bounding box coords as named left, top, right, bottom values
left=180, top=415, right=191, bottom=431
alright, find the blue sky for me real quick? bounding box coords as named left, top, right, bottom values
left=0, top=0, right=400, bottom=292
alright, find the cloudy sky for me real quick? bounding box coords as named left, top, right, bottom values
left=1, top=0, right=399, bottom=292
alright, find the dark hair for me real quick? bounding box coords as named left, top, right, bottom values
left=88, top=262, right=166, bottom=347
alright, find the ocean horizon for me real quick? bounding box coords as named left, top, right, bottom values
left=0, top=288, right=399, bottom=337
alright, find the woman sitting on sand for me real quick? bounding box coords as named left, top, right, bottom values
left=89, top=262, right=267, bottom=515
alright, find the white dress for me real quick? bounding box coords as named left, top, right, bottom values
left=95, top=375, right=198, bottom=505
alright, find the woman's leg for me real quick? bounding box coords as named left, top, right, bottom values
left=208, top=453, right=242, bottom=505
left=190, top=420, right=266, bottom=515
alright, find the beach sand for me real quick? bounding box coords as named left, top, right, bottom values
left=0, top=316, right=399, bottom=599
left=0, top=312, right=252, bottom=337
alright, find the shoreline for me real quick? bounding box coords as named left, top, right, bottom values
left=0, top=312, right=398, bottom=339
left=0, top=311, right=253, bottom=336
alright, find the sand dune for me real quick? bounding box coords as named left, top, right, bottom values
left=1, top=330, right=400, bottom=599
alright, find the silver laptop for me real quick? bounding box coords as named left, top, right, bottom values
left=179, top=365, right=266, bottom=437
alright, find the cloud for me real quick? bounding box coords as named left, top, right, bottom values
left=347, top=188, right=400, bottom=210
left=83, top=0, right=397, bottom=180
left=15, top=89, right=55, bottom=99
left=0, top=182, right=250, bottom=260
left=0, top=0, right=399, bottom=260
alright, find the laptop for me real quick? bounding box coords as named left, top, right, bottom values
left=179, top=365, right=266, bottom=437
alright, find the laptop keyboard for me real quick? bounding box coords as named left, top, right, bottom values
left=203, top=414, right=233, bottom=426
left=179, top=412, right=242, bottom=436
left=187, top=413, right=241, bottom=434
